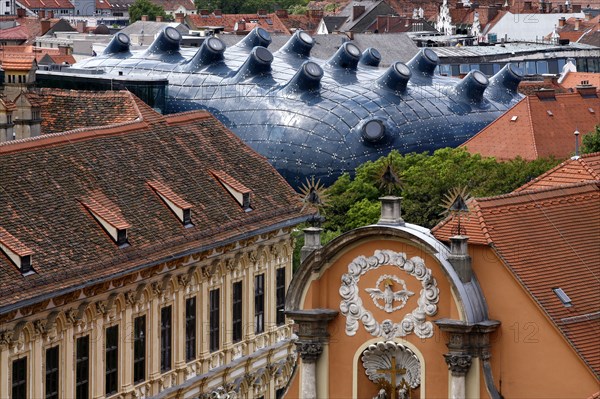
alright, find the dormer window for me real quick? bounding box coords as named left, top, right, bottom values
left=80, top=196, right=131, bottom=248
left=148, top=180, right=194, bottom=227
left=0, top=227, right=34, bottom=273
left=211, top=170, right=252, bottom=211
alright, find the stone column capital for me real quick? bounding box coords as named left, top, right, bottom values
left=443, top=353, right=472, bottom=376
left=295, top=340, right=323, bottom=363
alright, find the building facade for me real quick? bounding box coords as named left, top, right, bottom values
left=0, top=98, right=308, bottom=398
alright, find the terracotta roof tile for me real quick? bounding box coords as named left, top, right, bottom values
left=80, top=192, right=131, bottom=230
left=31, top=89, right=141, bottom=135
left=148, top=180, right=193, bottom=209
left=211, top=170, right=252, bottom=194
left=0, top=226, right=34, bottom=256
left=187, top=12, right=290, bottom=34
left=434, top=182, right=600, bottom=377
left=515, top=152, right=600, bottom=192
left=0, top=103, right=306, bottom=312
left=559, top=72, right=600, bottom=91
left=18, top=0, right=73, bottom=9
left=0, top=25, right=29, bottom=41
left=462, top=91, right=600, bottom=161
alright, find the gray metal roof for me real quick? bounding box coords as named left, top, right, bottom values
left=119, top=21, right=189, bottom=37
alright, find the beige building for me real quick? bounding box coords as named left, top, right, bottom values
left=0, top=98, right=308, bottom=398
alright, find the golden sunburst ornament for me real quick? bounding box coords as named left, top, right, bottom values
left=299, top=176, right=329, bottom=211
left=440, top=186, right=471, bottom=236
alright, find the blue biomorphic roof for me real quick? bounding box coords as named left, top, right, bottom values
left=73, top=27, right=525, bottom=189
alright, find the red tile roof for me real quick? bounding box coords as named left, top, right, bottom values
left=80, top=192, right=132, bottom=230
left=462, top=91, right=600, bottom=161
left=147, top=180, right=193, bottom=209
left=18, top=0, right=73, bottom=9
left=0, top=25, right=29, bottom=41
left=0, top=226, right=34, bottom=257
left=212, top=170, right=252, bottom=194
left=0, top=97, right=307, bottom=312
left=32, top=89, right=141, bottom=135
left=150, top=0, right=195, bottom=12
left=515, top=152, right=600, bottom=192
left=187, top=12, right=290, bottom=34
left=559, top=72, right=600, bottom=91
left=433, top=182, right=600, bottom=377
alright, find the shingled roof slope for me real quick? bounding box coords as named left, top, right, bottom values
left=433, top=182, right=600, bottom=377
left=461, top=91, right=600, bottom=161
left=187, top=12, right=290, bottom=34
left=32, top=89, right=141, bottom=134
left=515, top=152, right=600, bottom=192
left=0, top=101, right=307, bottom=313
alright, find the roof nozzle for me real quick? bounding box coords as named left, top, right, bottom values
left=183, top=36, right=225, bottom=71
left=281, top=61, right=323, bottom=95
left=487, top=63, right=524, bottom=102
left=359, top=48, right=381, bottom=67
left=277, top=30, right=314, bottom=57
left=103, top=32, right=131, bottom=55
left=376, top=62, right=411, bottom=93
left=407, top=48, right=439, bottom=78
left=453, top=70, right=489, bottom=103
left=232, top=46, right=273, bottom=81
left=235, top=27, right=272, bottom=50
left=326, top=42, right=361, bottom=70
left=145, top=26, right=182, bottom=55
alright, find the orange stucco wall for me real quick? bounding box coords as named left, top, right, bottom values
left=288, top=237, right=462, bottom=398
left=471, top=245, right=599, bottom=398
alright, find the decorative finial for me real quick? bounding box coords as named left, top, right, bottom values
left=441, top=186, right=471, bottom=236
left=573, top=128, right=580, bottom=159
left=299, top=176, right=329, bottom=226
left=377, top=155, right=402, bottom=196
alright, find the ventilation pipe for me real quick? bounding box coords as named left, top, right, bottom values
left=277, top=30, right=314, bottom=58
left=231, top=46, right=273, bottom=81
left=359, top=48, right=381, bottom=67
left=103, top=32, right=131, bottom=55
left=145, top=27, right=181, bottom=55
left=375, top=62, right=411, bottom=93
left=235, top=27, right=272, bottom=50
left=281, top=61, right=323, bottom=95
left=326, top=42, right=361, bottom=70
left=183, top=37, right=225, bottom=71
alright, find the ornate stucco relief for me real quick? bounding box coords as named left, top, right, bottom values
left=339, top=250, right=439, bottom=339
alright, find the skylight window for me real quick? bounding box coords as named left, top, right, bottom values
left=148, top=180, right=193, bottom=227
left=546, top=110, right=553, bottom=116
left=211, top=170, right=252, bottom=211
left=510, top=115, right=518, bottom=122
left=80, top=196, right=130, bottom=248
left=552, top=288, right=572, bottom=307
left=589, top=108, right=595, bottom=114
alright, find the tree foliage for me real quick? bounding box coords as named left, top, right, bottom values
left=320, top=148, right=561, bottom=233
left=129, top=0, right=168, bottom=22
left=581, top=125, right=600, bottom=154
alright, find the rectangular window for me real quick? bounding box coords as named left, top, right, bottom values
left=75, top=336, right=89, bottom=399
left=185, top=297, right=196, bottom=362
left=45, top=346, right=59, bottom=399
left=276, top=268, right=286, bottom=326
left=105, top=325, right=119, bottom=396
left=12, top=357, right=27, bottom=399
left=209, top=288, right=220, bottom=352
left=232, top=281, right=243, bottom=342
left=160, top=306, right=172, bottom=372
left=255, top=273, right=265, bottom=334
left=133, top=315, right=146, bottom=383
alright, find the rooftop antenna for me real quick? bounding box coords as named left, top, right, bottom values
left=572, top=128, right=580, bottom=160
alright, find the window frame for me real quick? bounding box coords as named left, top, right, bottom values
left=254, top=273, right=265, bottom=334
left=105, top=325, right=119, bottom=396
left=11, top=356, right=27, bottom=399
left=276, top=268, right=286, bottom=326
left=185, top=297, right=197, bottom=362
left=160, top=305, right=172, bottom=372
left=232, top=281, right=243, bottom=342
left=209, top=288, right=220, bottom=352
left=75, top=335, right=90, bottom=399
left=133, top=315, right=146, bottom=384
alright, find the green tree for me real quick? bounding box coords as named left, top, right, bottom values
left=129, top=0, right=168, bottom=23
left=581, top=125, right=600, bottom=154
left=320, top=148, right=561, bottom=232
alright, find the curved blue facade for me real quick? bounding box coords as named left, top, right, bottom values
left=74, top=28, right=524, bottom=188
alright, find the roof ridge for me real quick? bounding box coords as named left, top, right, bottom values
left=525, top=95, right=538, bottom=159
left=479, top=179, right=600, bottom=203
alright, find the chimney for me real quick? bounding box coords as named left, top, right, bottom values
left=156, top=15, right=163, bottom=22
left=47, top=10, right=53, bottom=18
left=276, top=9, right=288, bottom=18
left=378, top=196, right=404, bottom=226
left=572, top=4, right=581, bottom=12
left=40, top=19, right=51, bottom=35
left=572, top=129, right=580, bottom=159
left=141, top=15, right=148, bottom=21
left=447, top=236, right=472, bottom=283
left=39, top=10, right=45, bottom=18
left=236, top=20, right=246, bottom=31
left=558, top=16, right=566, bottom=26
left=456, top=2, right=463, bottom=8
left=16, top=8, right=25, bottom=17
left=352, top=5, right=366, bottom=21
left=175, top=12, right=185, bottom=23
left=574, top=18, right=581, bottom=31
left=584, top=13, right=592, bottom=21
left=301, top=227, right=322, bottom=264
left=558, top=4, right=563, bottom=12
left=213, top=9, right=222, bottom=16
left=523, top=1, right=532, bottom=10
left=257, top=9, right=267, bottom=16
left=76, top=20, right=87, bottom=33
left=58, top=45, right=68, bottom=55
